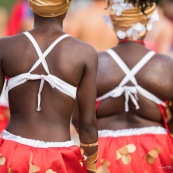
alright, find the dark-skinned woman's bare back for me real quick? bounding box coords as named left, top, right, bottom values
left=96, top=42, right=173, bottom=131
left=0, top=26, right=98, bottom=143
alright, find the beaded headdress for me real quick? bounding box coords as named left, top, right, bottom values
left=108, top=0, right=159, bottom=40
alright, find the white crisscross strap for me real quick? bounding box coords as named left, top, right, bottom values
left=97, top=49, right=166, bottom=112
left=7, top=32, right=77, bottom=111
left=0, top=79, right=9, bottom=107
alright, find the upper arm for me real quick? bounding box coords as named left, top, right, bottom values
left=76, top=46, right=98, bottom=127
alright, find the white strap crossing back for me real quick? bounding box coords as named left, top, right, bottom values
left=97, top=49, right=166, bottom=112
left=7, top=32, right=77, bottom=111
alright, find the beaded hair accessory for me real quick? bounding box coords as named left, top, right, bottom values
left=107, top=0, right=159, bottom=40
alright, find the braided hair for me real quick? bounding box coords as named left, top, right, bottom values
left=107, top=0, right=160, bottom=13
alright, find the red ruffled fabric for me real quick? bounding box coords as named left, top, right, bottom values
left=0, top=139, right=87, bottom=173
left=0, top=106, right=9, bottom=133
left=97, top=133, right=173, bottom=173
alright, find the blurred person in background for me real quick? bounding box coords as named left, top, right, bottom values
left=0, top=0, right=98, bottom=172
left=64, top=0, right=118, bottom=51
left=7, top=0, right=34, bottom=36
left=145, top=0, right=173, bottom=57
left=94, top=0, right=173, bottom=172
left=0, top=7, right=7, bottom=36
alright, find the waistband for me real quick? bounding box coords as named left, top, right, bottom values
left=1, top=130, right=75, bottom=148
left=98, top=126, right=167, bottom=137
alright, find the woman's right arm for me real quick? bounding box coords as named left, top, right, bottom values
left=76, top=45, right=98, bottom=173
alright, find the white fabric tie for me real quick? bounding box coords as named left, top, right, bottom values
left=124, top=86, right=139, bottom=112
left=36, top=74, right=58, bottom=111
left=37, top=76, right=45, bottom=111
left=97, top=86, right=139, bottom=112
left=8, top=73, right=76, bottom=111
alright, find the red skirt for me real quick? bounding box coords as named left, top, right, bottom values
left=0, top=131, right=87, bottom=173
left=97, top=126, right=173, bottom=173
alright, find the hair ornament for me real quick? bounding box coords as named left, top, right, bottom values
left=108, top=0, right=159, bottom=40
left=117, top=22, right=146, bottom=40
left=111, top=0, right=133, bottom=16
left=146, top=10, right=159, bottom=31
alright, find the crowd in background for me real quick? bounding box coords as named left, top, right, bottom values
left=0, top=0, right=172, bottom=54
left=0, top=0, right=173, bottom=134
left=67, top=0, right=173, bottom=55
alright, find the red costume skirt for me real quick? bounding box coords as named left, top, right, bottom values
left=97, top=126, right=173, bottom=173
left=0, top=131, right=87, bottom=173
left=0, top=106, right=10, bottom=133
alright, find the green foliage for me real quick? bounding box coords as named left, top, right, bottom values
left=0, top=0, right=16, bottom=11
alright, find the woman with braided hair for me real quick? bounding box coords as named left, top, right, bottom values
left=96, top=0, right=173, bottom=172
left=0, top=0, right=98, bottom=172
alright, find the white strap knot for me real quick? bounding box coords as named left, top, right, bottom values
left=37, top=77, right=45, bottom=111
left=124, top=86, right=139, bottom=112
left=36, top=74, right=57, bottom=111
left=45, top=74, right=56, bottom=89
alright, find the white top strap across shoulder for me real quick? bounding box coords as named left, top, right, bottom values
left=24, top=32, right=69, bottom=74
left=7, top=32, right=77, bottom=111
left=97, top=49, right=165, bottom=112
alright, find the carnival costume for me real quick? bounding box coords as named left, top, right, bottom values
left=0, top=0, right=98, bottom=172
left=96, top=0, right=173, bottom=172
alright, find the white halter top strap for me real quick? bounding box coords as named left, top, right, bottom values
left=106, top=49, right=138, bottom=86
left=7, top=32, right=77, bottom=111
left=0, top=79, right=9, bottom=107
left=24, top=32, right=69, bottom=74
left=97, top=49, right=166, bottom=112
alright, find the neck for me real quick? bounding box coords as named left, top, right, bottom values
left=119, top=39, right=145, bottom=45
left=33, top=14, right=64, bottom=32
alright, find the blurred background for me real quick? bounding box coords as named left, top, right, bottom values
left=0, top=0, right=173, bottom=139
left=0, top=0, right=172, bottom=54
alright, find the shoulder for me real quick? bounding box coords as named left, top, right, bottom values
left=98, top=49, right=114, bottom=66
left=152, top=52, right=173, bottom=75
left=0, top=36, right=10, bottom=58
left=65, top=36, right=98, bottom=64
left=98, top=50, right=110, bottom=59
left=97, top=49, right=118, bottom=80
left=0, top=36, right=10, bottom=45
left=0, top=33, right=24, bottom=46
left=154, top=53, right=173, bottom=64
left=0, top=33, right=26, bottom=56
